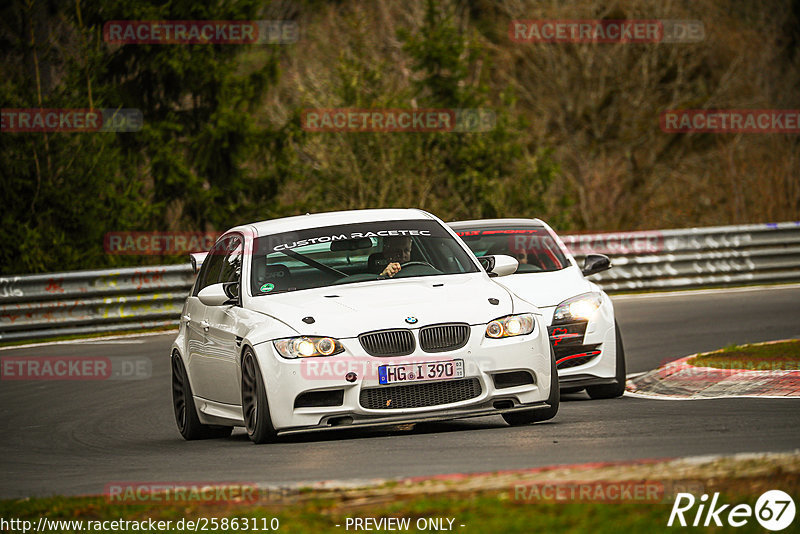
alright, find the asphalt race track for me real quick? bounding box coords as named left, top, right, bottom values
left=1, top=285, right=798, bottom=499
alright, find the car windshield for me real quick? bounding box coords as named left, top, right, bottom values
left=250, top=219, right=480, bottom=295
left=454, top=226, right=569, bottom=273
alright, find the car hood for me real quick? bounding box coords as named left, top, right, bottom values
left=246, top=273, right=518, bottom=338
left=493, top=266, right=593, bottom=308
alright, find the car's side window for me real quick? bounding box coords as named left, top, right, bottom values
left=194, top=237, right=230, bottom=294
left=219, top=236, right=243, bottom=285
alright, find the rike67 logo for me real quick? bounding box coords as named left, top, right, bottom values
left=668, top=490, right=796, bottom=531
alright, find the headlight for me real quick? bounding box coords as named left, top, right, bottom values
left=553, top=292, right=603, bottom=324
left=485, top=313, right=535, bottom=339
left=273, top=337, right=345, bottom=359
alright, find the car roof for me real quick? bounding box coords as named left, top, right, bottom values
left=230, top=208, right=437, bottom=238
left=448, top=218, right=546, bottom=229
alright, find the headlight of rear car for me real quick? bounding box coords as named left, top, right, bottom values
left=485, top=313, right=535, bottom=339
left=552, top=292, right=603, bottom=324
left=273, top=337, right=345, bottom=359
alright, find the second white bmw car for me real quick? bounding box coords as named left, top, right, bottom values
left=449, top=218, right=626, bottom=399
left=171, top=209, right=558, bottom=443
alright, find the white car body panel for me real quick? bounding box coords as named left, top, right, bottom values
left=245, top=273, right=515, bottom=338
left=449, top=218, right=622, bottom=389
left=171, top=209, right=556, bottom=435
left=495, top=266, right=592, bottom=307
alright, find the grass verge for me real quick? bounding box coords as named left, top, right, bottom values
left=2, top=455, right=798, bottom=533
left=689, top=339, right=800, bottom=370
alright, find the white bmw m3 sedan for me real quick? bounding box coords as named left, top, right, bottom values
left=450, top=219, right=626, bottom=399
left=171, top=209, right=558, bottom=443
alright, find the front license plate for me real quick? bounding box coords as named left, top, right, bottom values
left=378, top=359, right=465, bottom=385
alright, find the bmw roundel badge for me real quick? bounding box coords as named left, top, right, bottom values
left=405, top=316, right=418, bottom=324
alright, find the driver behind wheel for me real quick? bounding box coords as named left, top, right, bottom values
left=379, top=236, right=412, bottom=277
left=511, top=248, right=529, bottom=264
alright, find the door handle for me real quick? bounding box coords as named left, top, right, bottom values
left=200, top=320, right=210, bottom=332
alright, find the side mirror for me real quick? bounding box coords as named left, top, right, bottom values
left=582, top=254, right=611, bottom=276
left=189, top=252, right=208, bottom=274
left=480, top=255, right=519, bottom=277
left=198, top=282, right=239, bottom=306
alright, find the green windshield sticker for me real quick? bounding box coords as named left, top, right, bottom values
left=260, top=283, right=275, bottom=292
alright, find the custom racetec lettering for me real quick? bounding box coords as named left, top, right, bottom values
left=262, top=220, right=446, bottom=253
left=273, top=230, right=432, bottom=251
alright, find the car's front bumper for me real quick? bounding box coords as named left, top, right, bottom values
left=539, top=295, right=617, bottom=384
left=253, top=323, right=554, bottom=432
left=277, top=399, right=553, bottom=435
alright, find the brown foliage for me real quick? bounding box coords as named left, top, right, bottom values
left=264, top=0, right=799, bottom=231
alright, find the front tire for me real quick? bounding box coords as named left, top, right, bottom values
left=502, top=346, right=560, bottom=425
left=241, top=347, right=278, bottom=444
left=586, top=322, right=627, bottom=399
left=171, top=352, right=233, bottom=440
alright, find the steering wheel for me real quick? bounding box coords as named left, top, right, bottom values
left=377, top=261, right=439, bottom=279
left=389, top=261, right=440, bottom=278
left=400, top=261, right=435, bottom=269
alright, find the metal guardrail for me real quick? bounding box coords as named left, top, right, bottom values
left=0, top=265, right=195, bottom=342
left=563, top=221, right=800, bottom=292
left=1, top=221, right=799, bottom=342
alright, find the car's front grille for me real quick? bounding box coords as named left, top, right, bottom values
left=294, top=389, right=344, bottom=409
left=359, top=329, right=415, bottom=356
left=360, top=378, right=482, bottom=410
left=553, top=336, right=600, bottom=370
left=419, top=323, right=470, bottom=352
left=492, top=370, right=535, bottom=389
left=548, top=321, right=588, bottom=348
left=556, top=349, right=602, bottom=369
